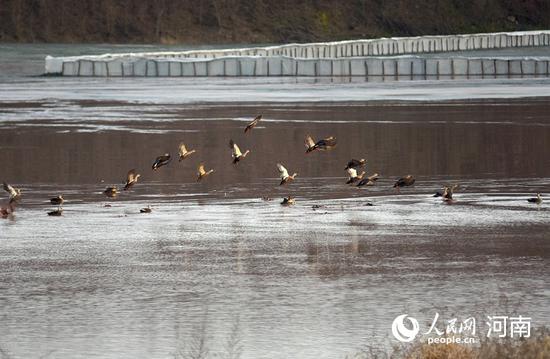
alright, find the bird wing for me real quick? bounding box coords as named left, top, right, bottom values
left=155, top=154, right=170, bottom=163
left=249, top=115, right=261, bottom=127
left=305, top=135, right=315, bottom=148
left=231, top=141, right=242, bottom=157
left=127, top=169, right=137, bottom=182
left=179, top=143, right=188, bottom=156
left=347, top=168, right=357, bottom=178
left=348, top=159, right=364, bottom=168
left=3, top=182, right=16, bottom=197
left=277, top=163, right=289, bottom=178
left=244, top=115, right=261, bottom=132
left=322, top=136, right=337, bottom=146
left=198, top=163, right=206, bottom=176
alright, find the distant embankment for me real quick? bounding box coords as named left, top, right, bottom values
left=45, top=31, right=550, bottom=77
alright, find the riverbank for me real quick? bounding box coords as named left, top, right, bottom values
left=2, top=0, right=549, bottom=44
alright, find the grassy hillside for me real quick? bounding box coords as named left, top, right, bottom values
left=1, top=0, right=549, bottom=44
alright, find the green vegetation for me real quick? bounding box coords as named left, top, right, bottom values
left=0, top=0, right=549, bottom=44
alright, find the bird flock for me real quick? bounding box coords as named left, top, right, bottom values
left=0, top=114, right=545, bottom=218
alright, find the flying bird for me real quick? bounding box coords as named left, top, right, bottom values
left=305, top=135, right=337, bottom=153
left=345, top=158, right=366, bottom=170
left=346, top=168, right=366, bottom=184
left=356, top=173, right=379, bottom=187
left=393, top=175, right=415, bottom=193
left=197, top=163, right=214, bottom=182
left=178, top=143, right=196, bottom=161
left=244, top=115, right=262, bottom=133
left=3, top=182, right=21, bottom=204
left=103, top=187, right=118, bottom=198
left=230, top=139, right=250, bottom=164
left=152, top=153, right=171, bottom=170
left=124, top=169, right=141, bottom=191
left=527, top=193, right=542, bottom=204
left=277, top=163, right=298, bottom=185
left=281, top=196, right=295, bottom=206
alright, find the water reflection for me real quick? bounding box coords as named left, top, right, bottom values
left=0, top=101, right=549, bottom=358
left=1, top=101, right=550, bottom=189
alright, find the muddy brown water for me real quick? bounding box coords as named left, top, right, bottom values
left=0, top=98, right=549, bottom=358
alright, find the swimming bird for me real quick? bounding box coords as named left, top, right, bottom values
left=230, top=140, right=250, bottom=164
left=197, top=163, right=214, bottom=182
left=356, top=173, right=380, bottom=187
left=305, top=135, right=337, bottom=153
left=103, top=187, right=118, bottom=198
left=345, top=158, right=366, bottom=170
left=346, top=168, right=366, bottom=184
left=277, top=163, right=298, bottom=185
left=244, top=115, right=262, bottom=133
left=124, top=169, right=141, bottom=190
left=152, top=153, right=171, bottom=170
left=281, top=196, right=295, bottom=206
left=442, top=185, right=459, bottom=202
left=527, top=193, right=542, bottom=204
left=3, top=182, right=21, bottom=204
left=140, top=205, right=152, bottom=213
left=50, top=195, right=64, bottom=207
left=393, top=175, right=415, bottom=193
left=178, top=143, right=196, bottom=161
left=47, top=208, right=63, bottom=216
left=434, top=184, right=459, bottom=199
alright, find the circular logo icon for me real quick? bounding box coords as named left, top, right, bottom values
left=392, top=314, right=420, bottom=342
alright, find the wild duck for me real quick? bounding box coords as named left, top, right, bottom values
left=281, top=196, right=295, bottom=206
left=197, top=163, right=214, bottom=182
left=178, top=143, right=196, bottom=161
left=50, top=195, right=64, bottom=206
left=47, top=208, right=63, bottom=216
left=277, top=163, right=298, bottom=185
left=152, top=153, right=171, bottom=170
left=305, top=135, right=337, bottom=153
left=103, top=187, right=118, bottom=198
left=140, top=205, right=152, bottom=213
left=3, top=182, right=21, bottom=204
left=244, top=115, right=262, bottom=133
left=393, top=175, right=415, bottom=193
left=527, top=193, right=542, bottom=204
left=124, top=169, right=141, bottom=191
left=230, top=139, right=250, bottom=164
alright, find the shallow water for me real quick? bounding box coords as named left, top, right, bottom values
left=0, top=44, right=549, bottom=359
